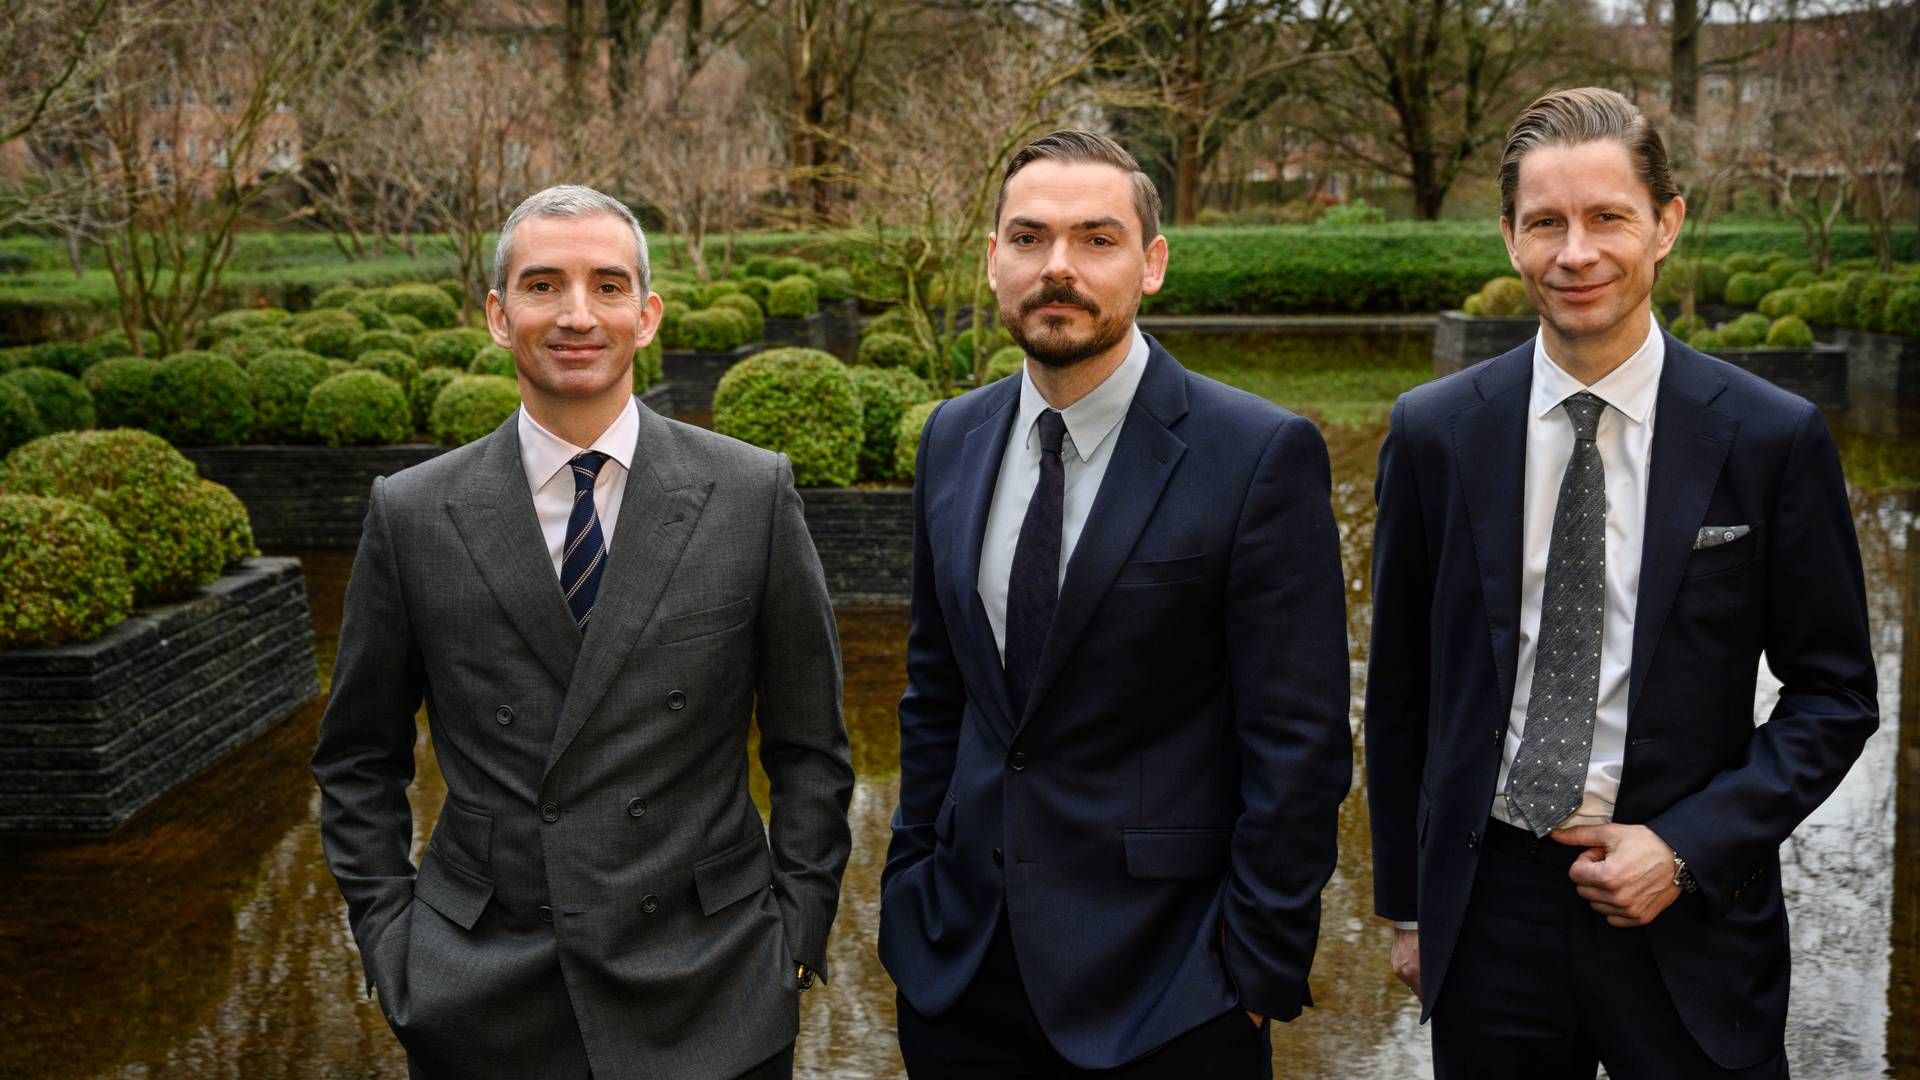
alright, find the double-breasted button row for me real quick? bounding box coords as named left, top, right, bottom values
left=626, top=798, right=648, bottom=818
left=538, top=905, right=553, bottom=924
left=640, top=894, right=660, bottom=914
left=496, top=705, right=515, bottom=726
left=666, top=690, right=687, bottom=710
left=540, top=802, right=560, bottom=823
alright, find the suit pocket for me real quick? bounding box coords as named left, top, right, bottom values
left=934, top=790, right=957, bottom=844
left=1122, top=827, right=1233, bottom=880
left=656, top=596, right=753, bottom=644
left=429, top=798, right=492, bottom=879
left=1684, top=525, right=1758, bottom=579
left=1113, top=553, right=1205, bottom=586
left=693, top=832, right=774, bottom=916
left=413, top=849, right=494, bottom=931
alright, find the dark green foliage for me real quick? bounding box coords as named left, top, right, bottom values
left=417, top=328, right=493, bottom=369
left=857, top=331, right=926, bottom=370
left=1668, top=313, right=1708, bottom=341
left=382, top=283, right=460, bottom=329
left=19, top=340, right=100, bottom=376
left=303, top=370, right=412, bottom=447
left=89, top=328, right=160, bottom=358
left=290, top=308, right=366, bottom=358
left=1723, top=272, right=1774, bottom=307
left=344, top=296, right=393, bottom=331
left=1722, top=252, right=1772, bottom=274
left=430, top=375, right=520, bottom=445
left=348, top=329, right=416, bottom=360
left=766, top=275, right=819, bottom=318
left=849, top=366, right=934, bottom=482
left=1717, top=313, right=1771, bottom=348
left=354, top=349, right=421, bottom=395
left=215, top=326, right=296, bottom=365
left=946, top=325, right=1013, bottom=381
left=1843, top=275, right=1893, bottom=331
left=657, top=299, right=692, bottom=348
left=1792, top=282, right=1845, bottom=325
left=203, top=307, right=290, bottom=342
left=388, top=313, right=428, bottom=336
left=1769, top=260, right=1813, bottom=288
left=412, top=366, right=463, bottom=428
left=767, top=256, right=813, bottom=280
left=312, top=284, right=363, bottom=309
left=149, top=351, right=254, bottom=445
left=985, top=346, right=1026, bottom=382
left=0, top=380, right=44, bottom=456
left=864, top=306, right=924, bottom=340
left=82, top=358, right=155, bottom=429
left=435, top=279, right=467, bottom=309
left=815, top=267, right=855, bottom=303
left=249, top=350, right=332, bottom=442
left=0, top=494, right=133, bottom=648
left=469, top=344, right=516, bottom=377
left=1, top=367, right=94, bottom=432
left=742, top=256, right=778, bottom=278
left=710, top=293, right=766, bottom=341
left=1463, top=276, right=1532, bottom=317
left=895, top=400, right=940, bottom=481
left=1783, top=269, right=1819, bottom=290
left=1764, top=316, right=1814, bottom=348
left=1758, top=288, right=1803, bottom=320
left=1690, top=328, right=1725, bottom=352
left=635, top=337, right=663, bottom=390
left=1670, top=258, right=1730, bottom=304
left=738, top=276, right=773, bottom=308
left=326, top=359, right=352, bottom=376
left=713, top=348, right=861, bottom=487
left=1884, top=286, right=1920, bottom=338
left=677, top=308, right=749, bottom=352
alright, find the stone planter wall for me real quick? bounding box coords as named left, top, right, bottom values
left=797, top=487, right=913, bottom=603
left=820, top=299, right=860, bottom=361
left=1714, top=343, right=1851, bottom=408
left=1433, top=311, right=1536, bottom=376
left=765, top=313, right=826, bottom=351
left=1841, top=330, right=1920, bottom=401
left=663, top=344, right=759, bottom=417
left=0, top=558, right=321, bottom=832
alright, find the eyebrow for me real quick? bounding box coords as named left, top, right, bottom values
left=515, top=265, right=636, bottom=285
left=1006, top=215, right=1130, bottom=234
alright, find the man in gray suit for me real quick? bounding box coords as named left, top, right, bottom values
left=313, top=185, right=854, bottom=1080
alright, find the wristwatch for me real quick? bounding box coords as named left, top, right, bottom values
left=1671, top=851, right=1699, bottom=894
left=796, top=964, right=815, bottom=991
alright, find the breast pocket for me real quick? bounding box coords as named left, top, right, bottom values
left=1112, top=553, right=1205, bottom=587
left=655, top=596, right=753, bottom=645
left=1683, top=525, right=1759, bottom=579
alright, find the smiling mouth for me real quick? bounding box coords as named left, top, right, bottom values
left=547, top=342, right=606, bottom=357
left=1554, top=281, right=1611, bottom=300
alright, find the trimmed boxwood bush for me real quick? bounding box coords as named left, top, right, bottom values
left=2, top=367, right=95, bottom=432
left=865, top=306, right=924, bottom=340
left=412, top=366, right=463, bottom=428
left=383, top=283, right=460, bottom=329
left=947, top=326, right=1013, bottom=380
left=0, top=380, right=44, bottom=456
left=636, top=337, right=663, bottom=390
left=430, top=375, right=521, bottom=446
left=738, top=276, right=774, bottom=309
left=291, top=309, right=366, bottom=359
left=1723, top=252, right=1771, bottom=274
left=858, top=331, right=927, bottom=370
left=1844, top=275, right=1892, bottom=331
left=435, top=279, right=467, bottom=309
left=83, top=358, right=155, bottom=429
left=0, top=494, right=134, bottom=648
left=1792, top=282, right=1845, bottom=326
left=349, top=328, right=416, bottom=359
left=742, top=256, right=779, bottom=279
left=345, top=296, right=393, bottom=331
left=418, top=327, right=493, bottom=369
left=250, top=350, right=332, bottom=441
left=766, top=275, right=819, bottom=318
left=815, top=267, right=855, bottom=303
left=1717, top=313, right=1771, bottom=349
left=1764, top=316, right=1814, bottom=348
left=354, top=349, right=421, bottom=395
left=312, top=284, right=363, bottom=309
left=1668, top=313, right=1708, bottom=341
left=1769, top=260, right=1813, bottom=289
left=325, top=358, right=352, bottom=376
left=1463, top=276, right=1532, bottom=317
left=389, top=313, right=428, bottom=336
left=215, top=327, right=296, bottom=365
left=713, top=348, right=861, bottom=487
left=986, top=346, right=1026, bottom=382
left=895, top=400, right=940, bottom=481
left=1689, top=328, right=1725, bottom=352
left=17, top=341, right=99, bottom=377
left=1670, top=258, right=1729, bottom=304
left=1723, top=272, right=1773, bottom=307
left=150, top=351, right=254, bottom=445
left=1882, top=285, right=1920, bottom=338
left=710, top=293, right=766, bottom=341
left=676, top=308, right=749, bottom=352
left=304, top=370, right=412, bottom=447
left=657, top=299, right=692, bottom=348
left=203, top=307, right=289, bottom=342
left=767, top=256, right=813, bottom=280
left=89, top=327, right=160, bottom=359
left=1758, top=288, right=1803, bottom=320
left=469, top=344, right=516, bottom=377
left=850, top=366, right=933, bottom=482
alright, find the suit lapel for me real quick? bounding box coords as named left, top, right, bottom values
left=1451, top=346, right=1533, bottom=714
left=447, top=415, right=582, bottom=689
left=1015, top=344, right=1188, bottom=736
left=1629, top=337, right=1736, bottom=722
left=952, top=383, right=1021, bottom=741
left=546, top=403, right=711, bottom=776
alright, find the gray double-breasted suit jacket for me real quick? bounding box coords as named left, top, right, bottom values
left=312, top=398, right=854, bottom=1079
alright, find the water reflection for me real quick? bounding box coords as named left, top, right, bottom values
left=0, top=410, right=1913, bottom=1079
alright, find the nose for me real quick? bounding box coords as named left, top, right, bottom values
left=1557, top=221, right=1600, bottom=273
left=556, top=283, right=597, bottom=332
left=1041, top=236, right=1076, bottom=284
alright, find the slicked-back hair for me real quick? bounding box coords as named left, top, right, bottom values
left=491, top=185, right=651, bottom=300
left=995, top=130, right=1162, bottom=247
left=1499, top=87, right=1680, bottom=225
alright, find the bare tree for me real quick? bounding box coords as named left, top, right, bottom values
left=764, top=0, right=906, bottom=218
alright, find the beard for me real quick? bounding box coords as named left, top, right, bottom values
left=999, top=281, right=1134, bottom=369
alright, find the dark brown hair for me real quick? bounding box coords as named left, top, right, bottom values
left=1499, top=87, right=1680, bottom=223
left=995, top=129, right=1162, bottom=246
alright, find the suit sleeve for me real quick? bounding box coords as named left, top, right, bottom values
left=311, top=475, right=425, bottom=989
left=755, top=453, right=855, bottom=980
left=1220, top=414, right=1353, bottom=1022
left=883, top=401, right=966, bottom=892
left=1364, top=394, right=1432, bottom=924
left=1645, top=403, right=1878, bottom=915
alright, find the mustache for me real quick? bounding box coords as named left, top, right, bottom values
left=1020, top=283, right=1100, bottom=317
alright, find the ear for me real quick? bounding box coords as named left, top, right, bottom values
left=1499, top=217, right=1521, bottom=274
left=486, top=290, right=511, bottom=349
left=1141, top=233, right=1169, bottom=296
left=633, top=290, right=664, bottom=348
left=985, top=228, right=1000, bottom=294
left=1652, top=195, right=1687, bottom=264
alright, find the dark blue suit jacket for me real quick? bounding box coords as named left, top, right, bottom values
left=1365, top=334, right=1878, bottom=1069
left=877, top=337, right=1351, bottom=1069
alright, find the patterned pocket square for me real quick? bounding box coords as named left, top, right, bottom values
left=1694, top=525, right=1751, bottom=550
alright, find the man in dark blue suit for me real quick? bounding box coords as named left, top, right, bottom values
left=878, top=130, right=1351, bottom=1077
left=1366, top=87, right=1878, bottom=1078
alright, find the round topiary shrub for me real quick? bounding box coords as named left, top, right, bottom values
left=382, top=283, right=460, bottom=329
left=0, top=494, right=134, bottom=648
left=82, top=358, right=156, bottom=429
left=469, top=344, right=516, bottom=377
left=412, top=366, right=463, bottom=428
left=1723, top=272, right=1774, bottom=307
left=1757, top=288, right=1803, bottom=320
left=712, top=348, right=861, bottom=487
left=678, top=308, right=748, bottom=352
left=430, top=375, right=521, bottom=446
left=815, top=267, right=855, bottom=303
left=1877, top=286, right=1920, bottom=338
left=89, top=327, right=160, bottom=359
left=215, top=326, right=296, bottom=365
left=849, top=366, right=933, bottom=483
left=1782, top=269, right=1819, bottom=290
left=1723, top=252, right=1768, bottom=274
left=1, top=367, right=95, bottom=432
left=1469, top=277, right=1533, bottom=317
left=1689, top=328, right=1725, bottom=352
left=325, top=359, right=352, bottom=376
left=291, top=309, right=367, bottom=359
left=743, top=255, right=778, bottom=279
left=1676, top=258, right=1730, bottom=304
left=1764, top=316, right=1814, bottom=349
left=417, top=327, right=493, bottom=370
left=388, top=313, right=428, bottom=336
left=435, top=279, right=467, bottom=309
left=710, top=293, right=766, bottom=342
left=349, top=329, right=416, bottom=360
left=895, top=400, right=940, bottom=481
left=986, top=346, right=1026, bottom=383
left=250, top=350, right=332, bottom=442
left=1717, top=313, right=1771, bottom=349
left=636, top=337, right=663, bottom=390
left=0, top=379, right=44, bottom=456
left=345, top=296, right=393, bottom=331
left=858, top=331, right=927, bottom=370
left=22, top=341, right=99, bottom=377
left=738, top=276, right=774, bottom=309
left=1792, top=282, right=1845, bottom=326
left=1667, top=313, right=1708, bottom=341
left=1461, top=293, right=1486, bottom=316
left=766, top=275, right=819, bottom=318
left=1769, top=260, right=1812, bottom=289
left=303, top=370, right=411, bottom=447
left=311, top=284, right=363, bottom=309
left=1842, top=274, right=1892, bottom=331
left=947, top=327, right=1012, bottom=381
left=203, top=307, right=289, bottom=342
left=149, top=351, right=254, bottom=445
left=768, top=256, right=813, bottom=280
left=354, top=348, right=420, bottom=396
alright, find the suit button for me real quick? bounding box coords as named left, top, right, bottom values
left=1008, top=752, right=1028, bottom=771
left=627, top=798, right=647, bottom=818
left=667, top=690, right=687, bottom=710
left=538, top=905, right=553, bottom=924
left=992, top=848, right=1004, bottom=867
left=640, top=894, right=660, bottom=914
left=1467, top=830, right=1479, bottom=849
left=1731, top=888, right=1742, bottom=901
left=496, top=705, right=514, bottom=725
left=541, top=802, right=560, bottom=822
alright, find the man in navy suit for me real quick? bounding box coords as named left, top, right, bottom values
left=878, top=130, right=1350, bottom=1077
left=1366, top=87, right=1878, bottom=1078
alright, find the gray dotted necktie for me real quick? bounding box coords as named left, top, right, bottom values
left=1508, top=392, right=1607, bottom=837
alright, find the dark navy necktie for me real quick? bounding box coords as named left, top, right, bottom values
left=562, top=451, right=609, bottom=633
left=1004, top=409, right=1067, bottom=716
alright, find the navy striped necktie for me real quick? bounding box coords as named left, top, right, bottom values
left=563, top=451, right=609, bottom=633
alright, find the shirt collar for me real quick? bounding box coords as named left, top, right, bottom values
left=518, top=395, right=639, bottom=494
left=1014, top=325, right=1149, bottom=463
left=1531, top=312, right=1663, bottom=426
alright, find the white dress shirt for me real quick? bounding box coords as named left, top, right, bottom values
left=517, top=397, right=638, bottom=581
left=977, top=326, right=1150, bottom=661
left=1491, top=314, right=1664, bottom=830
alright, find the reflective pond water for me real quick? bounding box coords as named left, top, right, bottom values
left=2, top=331, right=1915, bottom=1078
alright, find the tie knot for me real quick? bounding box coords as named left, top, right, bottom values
left=1035, top=410, right=1067, bottom=456
left=1562, top=393, right=1604, bottom=440
left=570, top=451, right=608, bottom=492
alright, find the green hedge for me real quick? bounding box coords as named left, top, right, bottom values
left=849, top=367, right=934, bottom=483
left=304, top=371, right=411, bottom=447
left=677, top=308, right=750, bottom=352
left=1764, top=316, right=1814, bottom=348
left=412, top=366, right=464, bottom=427
left=215, top=327, right=296, bottom=364
left=290, top=308, right=366, bottom=358
left=895, top=400, right=940, bottom=481
left=858, top=331, right=925, bottom=370
left=150, top=351, right=254, bottom=445
left=419, top=328, right=493, bottom=369
left=985, top=346, right=1025, bottom=382
left=710, top=293, right=766, bottom=342
left=83, top=358, right=156, bottom=429
left=382, top=283, right=460, bottom=329
left=0, top=494, right=133, bottom=648
left=431, top=375, right=520, bottom=446
left=713, top=348, right=861, bottom=487
left=354, top=349, right=421, bottom=395
left=349, top=328, right=416, bottom=359
left=250, top=350, right=333, bottom=441
left=2, top=367, right=94, bottom=432
left=766, top=275, right=819, bottom=318
left=469, top=344, right=516, bottom=377
left=0, top=379, right=44, bottom=456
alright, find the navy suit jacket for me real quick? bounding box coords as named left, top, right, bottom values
left=1365, top=333, right=1877, bottom=1068
left=877, top=337, right=1351, bottom=1069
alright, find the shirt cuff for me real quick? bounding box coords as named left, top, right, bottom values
left=1391, top=921, right=1419, bottom=931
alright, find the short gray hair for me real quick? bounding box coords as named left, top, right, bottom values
left=491, top=185, right=651, bottom=300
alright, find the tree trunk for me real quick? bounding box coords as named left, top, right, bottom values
left=564, top=0, right=591, bottom=108
left=1174, top=127, right=1201, bottom=226
left=1670, top=0, right=1700, bottom=126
